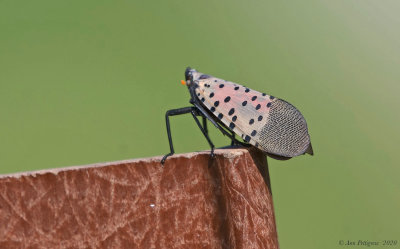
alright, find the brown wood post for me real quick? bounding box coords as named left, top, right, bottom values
left=0, top=148, right=279, bottom=249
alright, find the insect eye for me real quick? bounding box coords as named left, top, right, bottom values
left=185, top=67, right=194, bottom=81
left=199, top=74, right=211, bottom=79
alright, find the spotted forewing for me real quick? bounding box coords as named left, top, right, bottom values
left=191, top=70, right=313, bottom=158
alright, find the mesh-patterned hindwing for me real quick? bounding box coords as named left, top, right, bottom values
left=258, top=99, right=311, bottom=157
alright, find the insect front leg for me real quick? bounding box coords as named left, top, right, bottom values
left=161, top=107, right=195, bottom=164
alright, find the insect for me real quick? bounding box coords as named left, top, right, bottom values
left=161, top=67, right=313, bottom=164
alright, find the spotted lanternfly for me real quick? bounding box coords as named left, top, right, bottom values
left=161, top=67, right=313, bottom=163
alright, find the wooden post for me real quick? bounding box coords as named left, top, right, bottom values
left=0, top=148, right=279, bottom=249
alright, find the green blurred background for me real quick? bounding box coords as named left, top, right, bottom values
left=1, top=0, right=399, bottom=248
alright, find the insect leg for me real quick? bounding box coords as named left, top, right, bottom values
left=202, top=116, right=208, bottom=136
left=191, top=109, right=215, bottom=158
left=161, top=106, right=195, bottom=164
left=192, top=101, right=247, bottom=146
left=230, top=130, right=235, bottom=146
left=192, top=101, right=232, bottom=137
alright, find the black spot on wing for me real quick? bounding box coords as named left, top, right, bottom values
left=258, top=115, right=263, bottom=121
left=228, top=108, right=235, bottom=116
left=242, top=101, right=247, bottom=106
left=218, top=113, right=223, bottom=119
left=224, top=96, right=231, bottom=103
left=210, top=107, right=216, bottom=112
left=209, top=92, right=214, bottom=98
left=229, top=122, right=235, bottom=129
left=252, top=96, right=257, bottom=101
left=256, top=104, right=261, bottom=110
left=267, top=102, right=271, bottom=108
left=234, top=86, right=239, bottom=90
left=219, top=84, right=224, bottom=88
left=214, top=101, right=219, bottom=107
left=251, top=130, right=257, bottom=136
left=244, top=135, right=251, bottom=142
left=249, top=119, right=254, bottom=125
left=232, top=115, right=237, bottom=122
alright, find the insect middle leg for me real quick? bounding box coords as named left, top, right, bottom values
left=191, top=109, right=215, bottom=158
left=202, top=116, right=208, bottom=136
left=230, top=130, right=236, bottom=146
left=192, top=101, right=247, bottom=147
